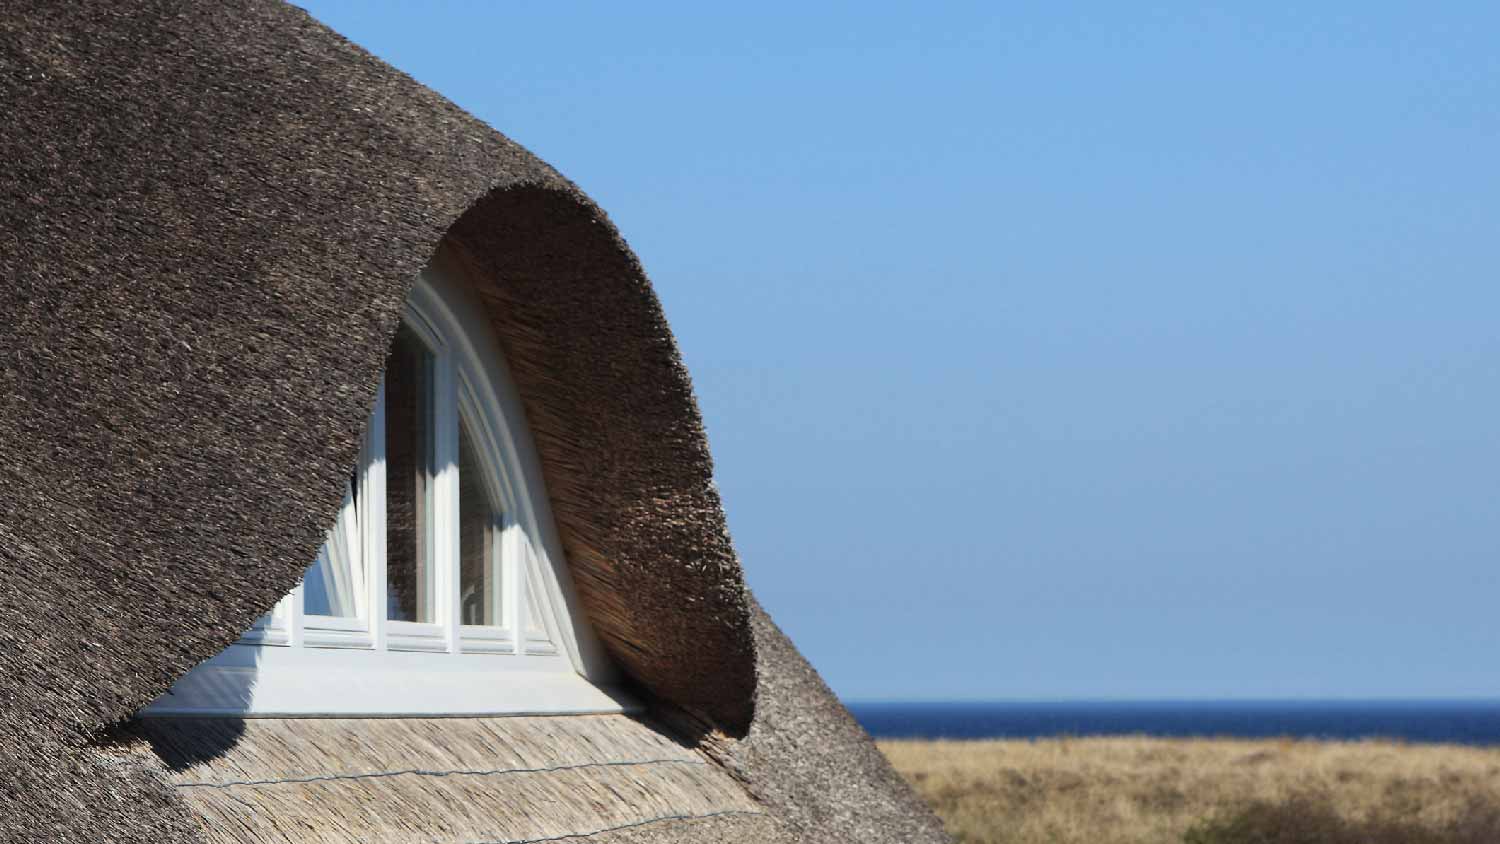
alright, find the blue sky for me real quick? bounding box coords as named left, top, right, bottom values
left=297, top=2, right=1500, bottom=701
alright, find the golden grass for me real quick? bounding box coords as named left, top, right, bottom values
left=879, top=736, right=1500, bottom=844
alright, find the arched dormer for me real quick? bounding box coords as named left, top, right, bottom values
left=148, top=250, right=624, bottom=716
left=0, top=3, right=948, bottom=841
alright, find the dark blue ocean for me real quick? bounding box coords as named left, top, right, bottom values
left=847, top=700, right=1500, bottom=746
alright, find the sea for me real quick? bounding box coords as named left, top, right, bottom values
left=846, top=700, right=1500, bottom=746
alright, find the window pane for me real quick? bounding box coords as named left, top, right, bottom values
left=386, top=324, right=433, bottom=623
left=304, top=473, right=360, bottom=618
left=459, top=418, right=502, bottom=626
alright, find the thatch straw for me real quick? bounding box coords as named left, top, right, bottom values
left=137, top=715, right=769, bottom=844
left=0, top=2, right=946, bottom=840
left=443, top=209, right=759, bottom=734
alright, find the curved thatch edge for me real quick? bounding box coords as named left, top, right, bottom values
left=0, top=2, right=952, bottom=842
left=0, top=0, right=752, bottom=752
left=444, top=188, right=755, bottom=729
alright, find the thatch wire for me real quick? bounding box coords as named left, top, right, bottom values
left=173, top=758, right=711, bottom=790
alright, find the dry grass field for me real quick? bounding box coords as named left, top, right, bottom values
left=879, top=737, right=1500, bottom=844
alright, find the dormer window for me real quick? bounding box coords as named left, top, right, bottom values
left=148, top=257, right=621, bottom=717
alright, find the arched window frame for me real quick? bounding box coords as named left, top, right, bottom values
left=148, top=258, right=623, bottom=717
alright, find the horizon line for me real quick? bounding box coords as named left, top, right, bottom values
left=841, top=696, right=1500, bottom=706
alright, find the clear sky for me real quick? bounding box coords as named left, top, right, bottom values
left=296, top=2, right=1500, bottom=701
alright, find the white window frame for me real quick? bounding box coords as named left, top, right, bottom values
left=146, top=258, right=623, bottom=717
left=300, top=431, right=375, bottom=648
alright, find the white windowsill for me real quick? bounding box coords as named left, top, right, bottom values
left=143, top=645, right=635, bottom=718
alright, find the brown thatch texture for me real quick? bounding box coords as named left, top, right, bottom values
left=443, top=205, right=752, bottom=730
left=0, top=1, right=949, bottom=841
left=0, top=0, right=754, bottom=737
left=724, top=598, right=953, bottom=843
left=131, top=716, right=773, bottom=844
left=2, top=0, right=748, bottom=821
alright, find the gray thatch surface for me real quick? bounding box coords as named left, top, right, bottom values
left=133, top=715, right=773, bottom=844
left=731, top=598, right=952, bottom=842
left=0, top=2, right=950, bottom=842
left=0, top=0, right=752, bottom=737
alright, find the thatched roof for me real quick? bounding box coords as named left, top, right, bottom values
left=136, top=715, right=771, bottom=843
left=0, top=2, right=949, bottom=842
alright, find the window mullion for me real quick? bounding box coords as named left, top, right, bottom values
left=491, top=512, right=506, bottom=641
left=368, top=381, right=389, bottom=652
left=289, top=582, right=305, bottom=648
left=353, top=420, right=372, bottom=626
left=506, top=516, right=523, bottom=654
left=436, top=350, right=460, bottom=652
